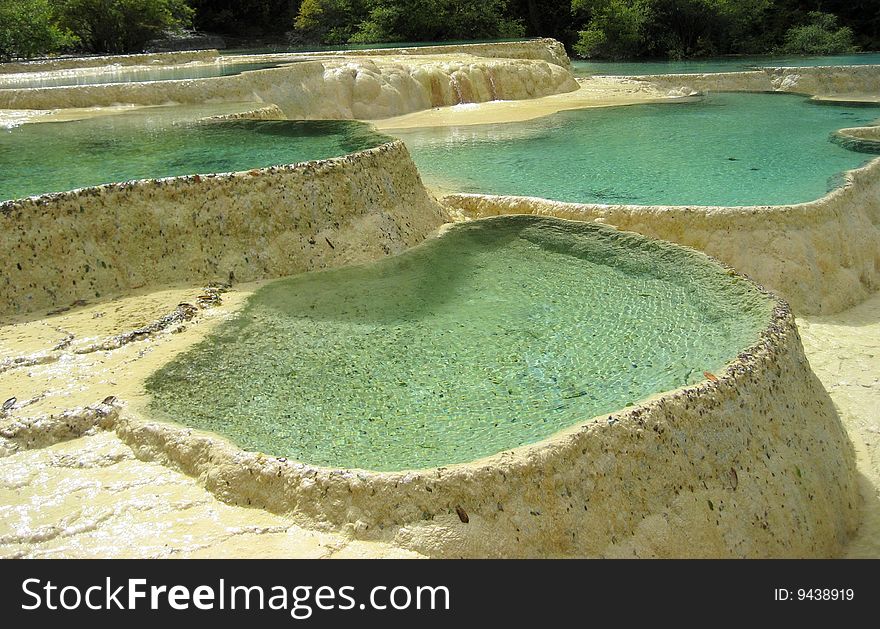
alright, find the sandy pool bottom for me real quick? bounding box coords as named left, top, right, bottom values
left=0, top=280, right=877, bottom=558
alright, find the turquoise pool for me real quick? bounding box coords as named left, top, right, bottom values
left=146, top=215, right=773, bottom=471
left=0, top=62, right=283, bottom=90
left=394, top=92, right=880, bottom=206
left=0, top=106, right=391, bottom=201
left=572, top=52, right=880, bottom=77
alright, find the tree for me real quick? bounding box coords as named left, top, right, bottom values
left=294, top=0, right=524, bottom=45
left=772, top=1, right=879, bottom=51
left=573, top=0, right=651, bottom=59
left=293, top=0, right=366, bottom=44
left=57, top=0, right=194, bottom=53
left=572, top=0, right=783, bottom=59
left=713, top=0, right=773, bottom=54
left=0, top=0, right=76, bottom=61
left=782, top=11, right=856, bottom=55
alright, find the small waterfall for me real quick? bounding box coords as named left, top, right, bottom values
left=487, top=69, right=498, bottom=100
left=450, top=75, right=464, bottom=104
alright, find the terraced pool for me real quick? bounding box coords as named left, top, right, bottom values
left=0, top=61, right=283, bottom=90
left=395, top=92, right=880, bottom=206
left=145, top=216, right=773, bottom=471
left=0, top=107, right=391, bottom=201
left=572, top=52, right=880, bottom=77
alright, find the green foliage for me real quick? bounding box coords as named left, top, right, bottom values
left=57, top=0, right=194, bottom=53
left=570, top=0, right=860, bottom=59
left=0, top=0, right=76, bottom=61
left=573, top=0, right=650, bottom=59
left=295, top=0, right=524, bottom=45
left=3, top=0, right=875, bottom=60
left=782, top=11, right=856, bottom=55
left=348, top=14, right=389, bottom=44
left=714, top=0, right=773, bottom=54
left=293, top=0, right=364, bottom=44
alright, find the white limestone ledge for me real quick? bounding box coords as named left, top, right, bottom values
left=632, top=65, right=880, bottom=100
left=0, top=55, right=578, bottom=119
left=197, top=104, right=285, bottom=122
left=833, top=125, right=880, bottom=153
left=0, top=50, right=219, bottom=74
left=308, top=38, right=571, bottom=69
left=0, top=140, right=449, bottom=317
left=0, top=39, right=567, bottom=75
left=443, top=155, right=880, bottom=316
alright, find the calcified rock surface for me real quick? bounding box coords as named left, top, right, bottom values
left=636, top=65, right=880, bottom=101
left=0, top=429, right=423, bottom=558
left=797, top=292, right=880, bottom=559
left=309, top=38, right=571, bottom=69
left=198, top=104, right=285, bottom=122
left=0, top=43, right=578, bottom=120
left=833, top=125, right=880, bottom=153
left=375, top=75, right=675, bottom=129
left=0, top=40, right=569, bottom=75
left=1, top=280, right=874, bottom=558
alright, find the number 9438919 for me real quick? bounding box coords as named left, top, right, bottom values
left=797, top=589, right=854, bottom=601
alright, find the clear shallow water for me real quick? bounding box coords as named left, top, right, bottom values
left=395, top=92, right=880, bottom=206
left=572, top=52, right=880, bottom=77
left=0, top=107, right=390, bottom=200
left=146, top=216, right=772, bottom=471
left=0, top=62, right=282, bottom=90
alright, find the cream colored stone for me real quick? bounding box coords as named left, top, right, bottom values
left=0, top=101, right=268, bottom=129
left=798, top=292, right=880, bottom=559
left=374, top=76, right=677, bottom=130
left=303, top=38, right=571, bottom=69
left=0, top=50, right=219, bottom=75
left=833, top=125, right=880, bottom=153
left=1, top=286, right=875, bottom=558
left=632, top=65, right=880, bottom=101
left=0, top=431, right=423, bottom=558
left=197, top=104, right=285, bottom=122
left=0, top=55, right=578, bottom=119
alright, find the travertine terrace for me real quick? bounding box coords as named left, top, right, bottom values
left=1, top=40, right=876, bottom=558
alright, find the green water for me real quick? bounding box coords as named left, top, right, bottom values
left=572, top=52, right=880, bottom=77
left=395, top=92, right=880, bottom=206
left=0, top=107, right=391, bottom=201
left=0, top=62, right=284, bottom=90
left=146, top=216, right=773, bottom=472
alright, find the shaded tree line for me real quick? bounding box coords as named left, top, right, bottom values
left=1, top=0, right=192, bottom=60
left=2, top=0, right=878, bottom=61
left=570, top=0, right=869, bottom=59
